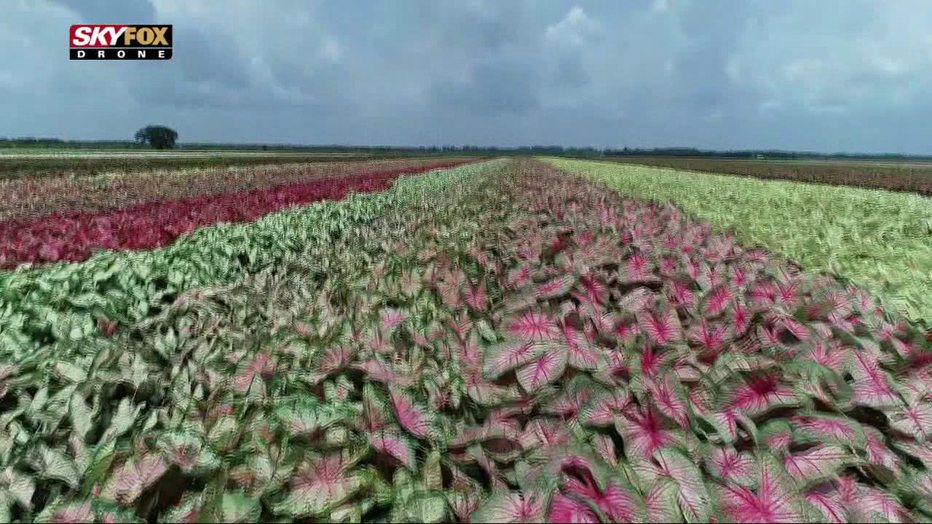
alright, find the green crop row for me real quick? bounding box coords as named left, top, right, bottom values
left=546, top=157, right=932, bottom=326
left=0, top=160, right=505, bottom=359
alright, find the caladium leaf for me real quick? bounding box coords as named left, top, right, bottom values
left=101, top=454, right=169, bottom=505
left=790, top=414, right=867, bottom=448
left=390, top=387, right=437, bottom=440
left=33, top=500, right=94, bottom=523
left=563, top=324, right=601, bottom=371
left=847, top=351, right=903, bottom=409
left=35, top=446, right=80, bottom=488
left=274, top=454, right=363, bottom=518
left=565, top=477, right=642, bottom=523
left=516, top=347, right=568, bottom=393
left=654, top=447, right=712, bottom=522
left=368, top=429, right=417, bottom=470
left=274, top=396, right=354, bottom=438
left=804, top=488, right=848, bottom=523
left=482, top=341, right=549, bottom=380
left=0, top=467, right=34, bottom=512
left=548, top=492, right=599, bottom=523
left=101, top=397, right=144, bottom=442
left=471, top=491, right=547, bottom=523
left=615, top=408, right=675, bottom=461
left=714, top=453, right=804, bottom=523
left=705, top=447, right=757, bottom=488
left=888, top=402, right=932, bottom=440
left=637, top=309, right=683, bottom=345
left=504, top=311, right=561, bottom=342
left=782, top=445, right=858, bottom=485
left=395, top=491, right=448, bottom=523
left=647, top=374, right=691, bottom=428
left=728, top=373, right=800, bottom=417
left=644, top=478, right=684, bottom=523
left=219, top=492, right=262, bottom=523
left=156, top=431, right=222, bottom=474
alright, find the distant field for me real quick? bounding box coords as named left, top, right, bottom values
left=0, top=148, right=459, bottom=181
left=596, top=156, right=932, bottom=195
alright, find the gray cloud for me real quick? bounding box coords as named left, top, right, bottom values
left=2, top=0, right=930, bottom=153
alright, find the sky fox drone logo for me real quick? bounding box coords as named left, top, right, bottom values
left=70, top=25, right=172, bottom=60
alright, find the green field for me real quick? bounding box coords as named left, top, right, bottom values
left=547, top=157, right=932, bottom=326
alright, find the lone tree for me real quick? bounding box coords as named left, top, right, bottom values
left=134, top=125, right=178, bottom=149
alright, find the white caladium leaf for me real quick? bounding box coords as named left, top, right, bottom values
left=69, top=394, right=96, bottom=441
left=220, top=492, right=262, bottom=523
left=101, top=397, right=144, bottom=442
left=35, top=446, right=80, bottom=488
left=0, top=467, right=34, bottom=511
left=156, top=431, right=222, bottom=474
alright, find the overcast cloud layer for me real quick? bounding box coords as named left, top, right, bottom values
left=2, top=0, right=931, bottom=153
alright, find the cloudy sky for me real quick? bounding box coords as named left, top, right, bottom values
left=2, top=0, right=930, bottom=153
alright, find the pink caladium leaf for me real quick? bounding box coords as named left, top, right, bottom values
left=548, top=492, right=599, bottom=523
left=637, top=309, right=683, bottom=346
left=758, top=420, right=793, bottom=455
left=851, top=486, right=911, bottom=523
left=805, top=487, right=848, bottom=523
left=782, top=445, right=856, bottom=484
left=535, top=274, right=576, bottom=300
left=888, top=402, right=932, bottom=439
left=482, top=340, right=549, bottom=380
left=647, top=374, right=690, bottom=428
left=389, top=387, right=436, bottom=440
left=272, top=454, right=362, bottom=517
left=591, top=434, right=617, bottom=467
left=379, top=307, right=408, bottom=333
left=729, top=373, right=800, bottom=417
left=102, top=454, right=169, bottom=505
left=790, top=414, right=866, bottom=448
left=702, top=285, right=734, bottom=317
left=368, top=429, right=417, bottom=470
left=615, top=408, right=673, bottom=461
left=471, top=491, right=546, bottom=523
left=861, top=426, right=901, bottom=474
left=654, top=447, right=712, bottom=522
left=463, top=280, right=488, bottom=311
left=516, top=346, right=568, bottom=393
left=44, top=501, right=95, bottom=523
left=705, top=447, right=758, bottom=488
left=715, top=454, right=804, bottom=523
left=688, top=320, right=729, bottom=352
left=505, top=311, right=561, bottom=342
left=563, top=324, right=601, bottom=371
left=848, top=351, right=903, bottom=409
left=565, top=477, right=641, bottom=523
left=643, top=479, right=683, bottom=523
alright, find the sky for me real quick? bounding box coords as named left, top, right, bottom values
left=2, top=0, right=931, bottom=153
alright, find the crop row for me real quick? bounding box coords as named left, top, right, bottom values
left=548, top=158, right=932, bottom=328
left=0, top=161, right=503, bottom=358
left=2, top=159, right=929, bottom=522
left=596, top=156, right=932, bottom=196
left=0, top=160, right=470, bottom=269
left=0, top=158, right=462, bottom=223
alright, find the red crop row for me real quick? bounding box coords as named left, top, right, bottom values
left=0, top=160, right=469, bottom=269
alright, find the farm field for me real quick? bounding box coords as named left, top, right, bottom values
left=594, top=156, right=932, bottom=196
left=0, top=149, right=470, bottom=182
left=0, top=159, right=932, bottom=522
left=549, top=158, right=932, bottom=328
left=0, top=158, right=930, bottom=522
left=0, top=159, right=469, bottom=267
